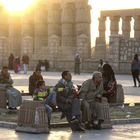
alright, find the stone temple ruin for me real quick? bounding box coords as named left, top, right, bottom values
left=95, top=9, right=140, bottom=73
left=0, top=0, right=91, bottom=71
left=0, top=0, right=140, bottom=73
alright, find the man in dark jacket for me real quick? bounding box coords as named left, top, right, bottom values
left=54, top=71, right=85, bottom=132
left=29, top=68, right=43, bottom=95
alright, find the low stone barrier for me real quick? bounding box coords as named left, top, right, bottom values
left=0, top=89, right=7, bottom=109
left=16, top=100, right=49, bottom=134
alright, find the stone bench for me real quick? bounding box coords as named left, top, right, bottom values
left=16, top=100, right=49, bottom=134
left=0, top=89, right=7, bottom=109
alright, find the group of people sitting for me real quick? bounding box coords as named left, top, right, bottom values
left=0, top=62, right=117, bottom=132
left=28, top=64, right=117, bottom=132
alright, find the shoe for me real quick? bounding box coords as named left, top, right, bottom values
left=73, top=125, right=86, bottom=132
left=93, top=120, right=104, bottom=130
left=8, top=107, right=13, bottom=110
left=70, top=118, right=79, bottom=124
left=85, top=123, right=93, bottom=130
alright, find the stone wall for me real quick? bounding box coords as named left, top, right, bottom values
left=0, top=0, right=91, bottom=70
left=108, top=35, right=140, bottom=73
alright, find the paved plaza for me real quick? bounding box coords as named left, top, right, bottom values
left=10, top=71, right=140, bottom=103
left=0, top=124, right=140, bottom=140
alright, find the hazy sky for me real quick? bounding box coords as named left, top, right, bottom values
left=1, top=0, right=140, bottom=47
left=89, top=0, right=140, bottom=46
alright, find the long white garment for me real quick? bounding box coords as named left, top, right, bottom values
left=6, top=87, right=22, bottom=107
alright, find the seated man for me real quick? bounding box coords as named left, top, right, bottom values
left=54, top=71, right=85, bottom=132
left=29, top=68, right=43, bottom=95
left=79, top=71, right=110, bottom=129
left=0, top=66, right=22, bottom=110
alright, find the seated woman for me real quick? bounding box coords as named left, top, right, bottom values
left=34, top=80, right=56, bottom=126
left=0, top=66, right=22, bottom=110
left=102, top=64, right=117, bottom=103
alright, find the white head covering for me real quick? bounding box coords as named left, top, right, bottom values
left=92, top=71, right=102, bottom=79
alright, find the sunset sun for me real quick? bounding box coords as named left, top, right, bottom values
left=1, top=0, right=34, bottom=13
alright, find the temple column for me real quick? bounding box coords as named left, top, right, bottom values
left=75, top=0, right=91, bottom=59
left=61, top=2, right=75, bottom=60
left=9, top=15, right=21, bottom=57
left=34, top=1, right=48, bottom=60
left=98, top=17, right=106, bottom=38
left=110, top=16, right=120, bottom=35
left=47, top=2, right=61, bottom=68
left=122, top=16, right=131, bottom=38
left=134, top=16, right=140, bottom=39
left=94, top=16, right=106, bottom=60
left=0, top=7, right=8, bottom=66
left=21, top=9, right=34, bottom=56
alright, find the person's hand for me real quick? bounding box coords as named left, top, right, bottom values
left=96, top=94, right=102, bottom=98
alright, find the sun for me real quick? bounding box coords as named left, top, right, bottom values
left=1, top=0, right=34, bottom=13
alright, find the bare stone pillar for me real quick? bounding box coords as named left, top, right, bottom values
left=47, top=3, right=61, bottom=68
left=34, top=2, right=48, bottom=60
left=9, top=16, right=21, bottom=57
left=75, top=0, right=91, bottom=59
left=0, top=8, right=8, bottom=66
left=61, top=2, right=75, bottom=60
left=98, top=17, right=106, bottom=38
left=21, top=10, right=34, bottom=56
left=134, top=16, right=140, bottom=39
left=110, top=16, right=120, bottom=35
left=47, top=3, right=61, bottom=36
left=122, top=16, right=131, bottom=38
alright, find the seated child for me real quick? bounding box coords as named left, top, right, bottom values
left=34, top=80, right=56, bottom=125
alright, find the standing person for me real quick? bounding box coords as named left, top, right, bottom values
left=29, top=68, right=43, bottom=95
left=54, top=71, right=85, bottom=132
left=98, top=59, right=105, bottom=72
left=22, top=53, right=29, bottom=74
left=0, top=66, right=22, bottom=110
left=13, top=56, right=20, bottom=73
left=131, top=54, right=140, bottom=87
left=74, top=53, right=81, bottom=75
left=102, top=63, right=117, bottom=103
left=8, top=53, right=14, bottom=70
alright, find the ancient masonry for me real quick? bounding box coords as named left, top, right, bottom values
left=95, top=9, right=140, bottom=73
left=0, top=0, right=91, bottom=70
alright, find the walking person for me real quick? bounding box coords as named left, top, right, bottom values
left=74, top=53, right=81, bottom=75
left=131, top=54, right=140, bottom=87
left=22, top=53, right=29, bottom=74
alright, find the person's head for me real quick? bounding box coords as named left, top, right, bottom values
left=92, top=71, right=103, bottom=85
left=102, top=64, right=114, bottom=75
left=36, top=80, right=45, bottom=89
left=2, top=66, right=8, bottom=74
left=134, top=54, right=139, bottom=61
left=61, top=71, right=72, bottom=81
left=99, top=59, right=103, bottom=65
left=35, top=68, right=41, bottom=76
